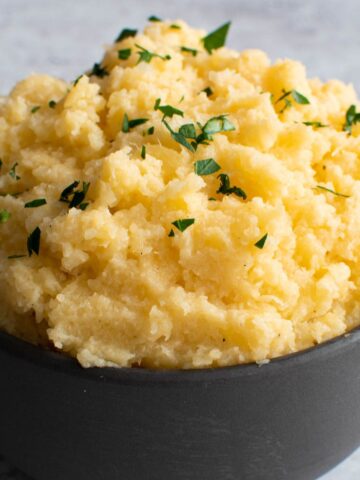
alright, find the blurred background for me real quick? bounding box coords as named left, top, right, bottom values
left=0, top=0, right=359, bottom=478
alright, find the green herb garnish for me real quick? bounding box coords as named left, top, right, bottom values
left=303, top=121, right=328, bottom=128
left=60, top=181, right=90, bottom=209
left=168, top=229, right=175, bottom=237
left=202, top=115, right=235, bottom=135
left=170, top=24, right=181, bottom=29
left=147, top=126, right=155, bottom=135
left=194, top=158, right=221, bottom=176
left=179, top=124, right=197, bottom=139
left=122, top=114, right=148, bottom=133
left=343, top=105, right=360, bottom=134
left=202, top=87, right=213, bottom=97
left=0, top=209, right=11, bottom=223
left=180, top=46, right=198, bottom=57
left=31, top=106, right=40, bottom=114
left=276, top=89, right=310, bottom=113
left=154, top=99, right=183, bottom=119
left=172, top=218, right=195, bottom=232
left=148, top=16, right=161, bottom=22
left=163, top=120, right=195, bottom=152
left=24, top=198, right=47, bottom=208
left=48, top=100, right=57, bottom=109
left=73, top=75, right=84, bottom=86
left=135, top=44, right=171, bottom=64
left=9, top=163, right=20, bottom=181
left=254, top=233, right=268, bottom=249
left=118, top=48, right=132, bottom=60
left=89, top=63, right=109, bottom=78
left=202, top=22, right=231, bottom=54
left=216, top=173, right=247, bottom=199
left=315, top=185, right=350, bottom=198
left=8, top=254, right=26, bottom=259
left=141, top=145, right=146, bottom=159
left=115, top=28, right=137, bottom=43
left=27, top=226, right=41, bottom=256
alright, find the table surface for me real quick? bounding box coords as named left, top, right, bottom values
left=1, top=0, right=359, bottom=478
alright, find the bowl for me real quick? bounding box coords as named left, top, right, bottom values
left=0, top=328, right=360, bottom=480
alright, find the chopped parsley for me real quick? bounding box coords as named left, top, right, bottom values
left=147, top=126, right=155, bottom=135
left=172, top=218, right=195, bottom=232
left=194, top=158, right=221, bottom=176
left=217, top=173, right=247, bottom=199
left=135, top=44, right=171, bottom=64
left=303, top=121, right=328, bottom=128
left=202, top=22, right=231, bottom=54
left=122, top=114, right=148, bottom=132
left=168, top=229, right=175, bottom=237
left=115, top=28, right=137, bottom=43
left=254, top=233, right=268, bottom=249
left=154, top=99, right=183, bottom=119
left=202, top=87, right=213, bottom=97
left=73, top=74, right=84, bottom=86
left=89, top=63, right=109, bottom=78
left=0, top=209, right=11, bottom=223
left=276, top=89, right=310, bottom=113
left=170, top=24, right=181, bottom=29
left=141, top=145, right=146, bottom=159
left=24, top=198, right=47, bottom=208
left=27, top=226, right=41, bottom=256
left=163, top=120, right=195, bottom=152
left=59, top=181, right=91, bottom=209
left=31, top=106, right=40, bottom=114
left=202, top=115, right=235, bottom=135
left=179, top=124, right=197, bottom=139
left=316, top=185, right=350, bottom=198
left=9, top=163, right=20, bottom=181
left=118, top=48, right=132, bottom=60
left=48, top=100, right=57, bottom=109
left=180, top=46, right=198, bottom=57
left=148, top=16, right=162, bottom=22
left=343, top=105, right=360, bottom=134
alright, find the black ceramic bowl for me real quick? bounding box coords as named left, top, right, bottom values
left=1, top=329, right=360, bottom=480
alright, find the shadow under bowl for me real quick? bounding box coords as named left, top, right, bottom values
left=1, top=328, right=360, bottom=480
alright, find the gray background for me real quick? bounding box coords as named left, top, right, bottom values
left=0, top=0, right=359, bottom=478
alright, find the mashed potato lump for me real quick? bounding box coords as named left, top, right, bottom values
left=1, top=19, right=360, bottom=369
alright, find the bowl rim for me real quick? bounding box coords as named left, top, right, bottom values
left=1, top=327, right=360, bottom=384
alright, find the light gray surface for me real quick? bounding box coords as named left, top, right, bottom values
left=0, top=0, right=359, bottom=478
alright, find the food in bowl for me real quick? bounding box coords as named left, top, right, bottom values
left=1, top=18, right=360, bottom=369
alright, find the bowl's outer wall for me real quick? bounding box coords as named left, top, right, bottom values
left=0, top=331, right=360, bottom=480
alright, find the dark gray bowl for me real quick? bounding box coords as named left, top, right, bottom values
left=0, top=328, right=360, bottom=480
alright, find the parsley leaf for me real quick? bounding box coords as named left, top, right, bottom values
left=179, top=124, right=197, bottom=139
left=31, top=106, right=40, bottom=114
left=73, top=75, right=84, bottom=86
left=122, top=114, right=148, bottom=132
left=89, top=63, right=109, bottom=78
left=202, top=22, right=231, bottom=54
left=275, top=89, right=310, bottom=112
left=172, top=218, right=195, bottom=232
left=59, top=181, right=80, bottom=203
left=0, top=209, right=11, bottom=223
left=118, top=48, right=132, bottom=60
left=217, top=173, right=247, bottom=199
left=48, top=100, right=57, bottom=109
left=9, top=163, right=20, bottom=181
left=303, top=121, right=328, bottom=128
left=27, top=226, right=41, bottom=256
left=163, top=120, right=196, bottom=152
left=194, top=158, right=221, bottom=176
left=148, top=16, right=162, bottom=22
left=170, top=24, right=181, bottom=29
left=254, top=233, right=268, bottom=249
left=141, top=145, right=146, bottom=159
left=315, top=185, right=350, bottom=198
left=60, top=181, right=91, bottom=209
left=202, top=115, right=235, bottom=135
left=168, top=229, right=175, bottom=237
left=154, top=98, right=183, bottom=119
left=343, top=105, right=360, bottom=134
left=147, top=126, right=155, bottom=135
left=115, top=28, right=137, bottom=43
left=291, top=90, right=310, bottom=105
left=135, top=44, right=171, bottom=64
left=181, top=46, right=198, bottom=57
left=202, top=87, right=213, bottom=97
left=24, top=198, right=47, bottom=208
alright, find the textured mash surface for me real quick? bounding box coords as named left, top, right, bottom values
left=1, top=20, right=360, bottom=368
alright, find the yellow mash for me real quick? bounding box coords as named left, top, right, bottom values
left=1, top=19, right=360, bottom=369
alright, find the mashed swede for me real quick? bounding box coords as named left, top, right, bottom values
left=1, top=20, right=360, bottom=369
